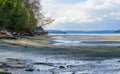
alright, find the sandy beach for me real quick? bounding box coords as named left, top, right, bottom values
left=1, top=35, right=120, bottom=74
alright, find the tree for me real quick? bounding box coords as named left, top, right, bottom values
left=0, top=0, right=54, bottom=35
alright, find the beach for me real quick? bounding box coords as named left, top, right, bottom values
left=1, top=35, right=120, bottom=74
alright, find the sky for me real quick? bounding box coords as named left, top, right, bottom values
left=41, top=0, right=120, bottom=31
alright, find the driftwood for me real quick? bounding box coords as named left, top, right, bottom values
left=0, top=30, right=17, bottom=39
left=0, top=29, right=48, bottom=39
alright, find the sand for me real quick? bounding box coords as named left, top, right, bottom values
left=104, top=36, right=120, bottom=41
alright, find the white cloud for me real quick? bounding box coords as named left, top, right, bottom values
left=41, top=0, right=120, bottom=30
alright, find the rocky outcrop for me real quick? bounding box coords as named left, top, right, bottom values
left=0, top=27, right=48, bottom=39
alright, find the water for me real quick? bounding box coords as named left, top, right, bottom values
left=49, top=33, right=120, bottom=36
left=52, top=35, right=120, bottom=47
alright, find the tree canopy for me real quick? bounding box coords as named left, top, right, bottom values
left=0, top=0, right=54, bottom=34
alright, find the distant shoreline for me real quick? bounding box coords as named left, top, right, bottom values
left=48, top=33, right=120, bottom=36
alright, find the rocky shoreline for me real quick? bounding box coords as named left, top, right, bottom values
left=1, top=35, right=120, bottom=74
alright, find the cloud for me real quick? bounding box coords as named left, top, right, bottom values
left=41, top=0, right=120, bottom=30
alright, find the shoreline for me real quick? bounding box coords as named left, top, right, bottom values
left=1, top=35, right=120, bottom=74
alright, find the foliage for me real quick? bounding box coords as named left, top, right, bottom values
left=0, top=0, right=50, bottom=34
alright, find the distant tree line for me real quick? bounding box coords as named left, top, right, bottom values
left=0, top=0, right=54, bottom=35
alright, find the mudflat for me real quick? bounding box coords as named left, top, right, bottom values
left=0, top=35, right=120, bottom=74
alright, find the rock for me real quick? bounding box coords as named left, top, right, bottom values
left=72, top=71, right=76, bottom=74
left=33, top=62, right=53, bottom=66
left=10, top=65, right=28, bottom=69
left=25, top=68, right=34, bottom=72
left=0, top=62, right=7, bottom=65
left=66, top=65, right=74, bottom=68
left=5, top=58, right=28, bottom=69
left=37, top=69, right=40, bottom=71
left=0, top=62, right=11, bottom=68
left=0, top=72, right=12, bottom=74
left=118, top=60, right=120, bottom=62
left=59, top=66, right=65, bottom=69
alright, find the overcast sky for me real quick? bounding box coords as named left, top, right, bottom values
left=41, top=0, right=120, bottom=31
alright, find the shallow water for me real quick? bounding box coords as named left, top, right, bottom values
left=52, top=35, right=120, bottom=47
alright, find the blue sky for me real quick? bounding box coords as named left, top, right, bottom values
left=41, top=0, right=120, bottom=31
